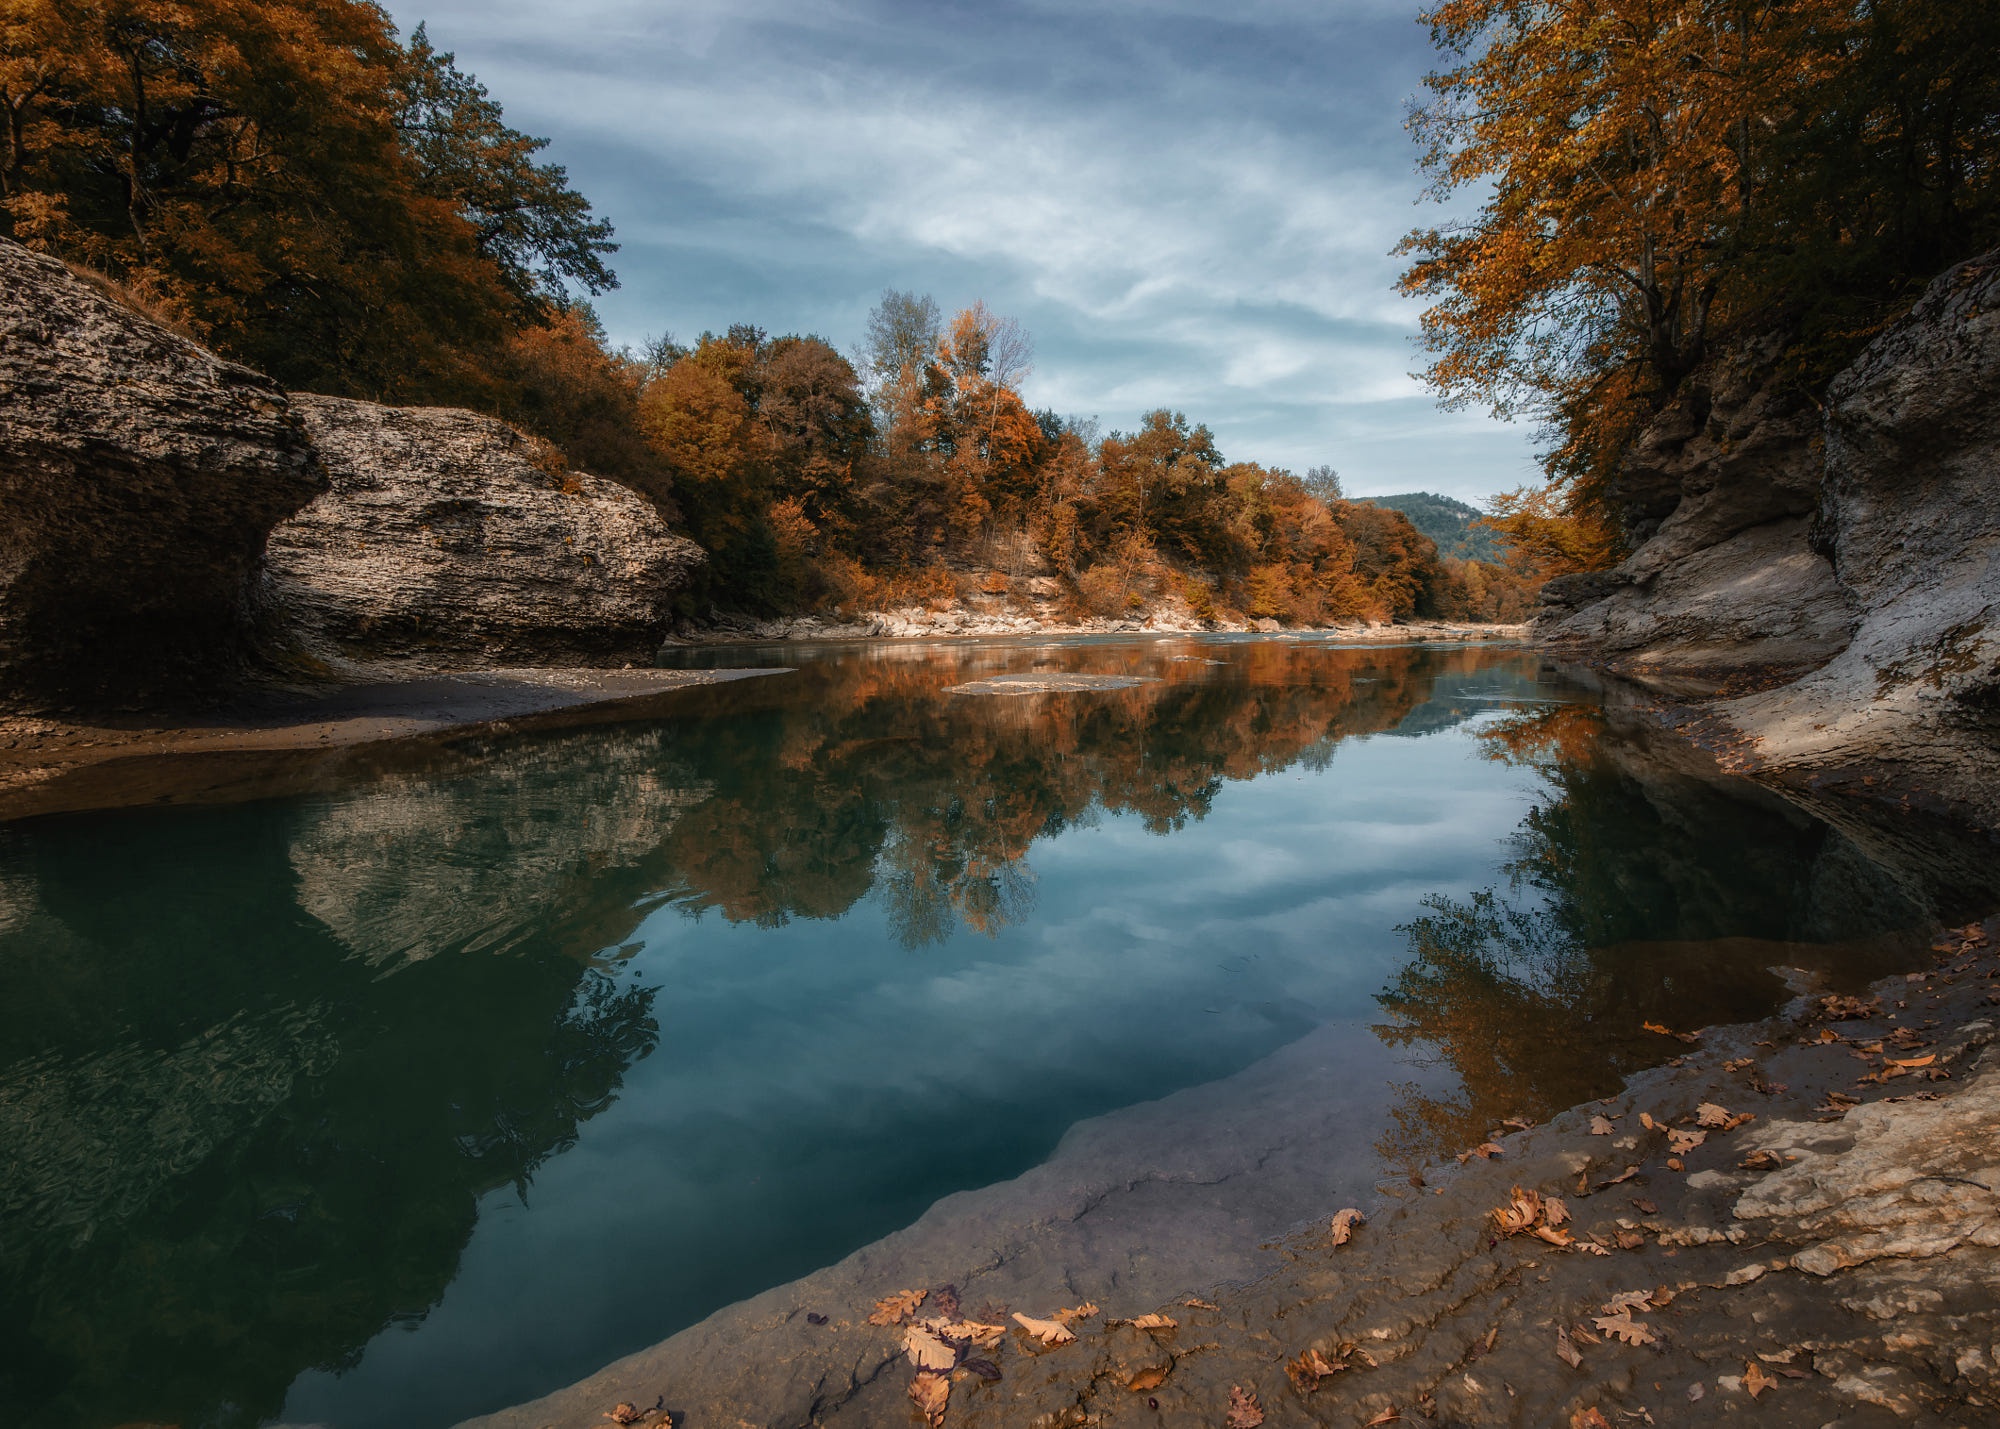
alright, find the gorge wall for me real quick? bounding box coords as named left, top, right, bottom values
left=0, top=239, right=701, bottom=710
left=1540, top=248, right=2000, bottom=831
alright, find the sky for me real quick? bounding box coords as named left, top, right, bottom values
left=387, top=0, right=1543, bottom=503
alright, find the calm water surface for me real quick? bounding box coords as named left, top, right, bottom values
left=0, top=636, right=1963, bottom=1428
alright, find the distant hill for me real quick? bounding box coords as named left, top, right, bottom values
left=1355, top=491, right=1502, bottom=563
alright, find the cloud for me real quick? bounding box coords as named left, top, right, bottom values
left=393, top=0, right=1537, bottom=499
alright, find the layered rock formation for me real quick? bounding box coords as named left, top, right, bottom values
left=261, top=397, right=702, bottom=671
left=1541, top=248, right=2000, bottom=828
left=0, top=236, right=705, bottom=707
left=0, top=241, right=325, bottom=707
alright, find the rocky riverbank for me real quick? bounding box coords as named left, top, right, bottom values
left=461, top=912, right=2000, bottom=1429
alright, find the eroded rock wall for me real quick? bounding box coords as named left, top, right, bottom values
left=1719, top=251, right=2000, bottom=827
left=259, top=396, right=703, bottom=671
left=0, top=241, right=326, bottom=707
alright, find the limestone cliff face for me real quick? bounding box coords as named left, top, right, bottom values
left=1538, top=338, right=1855, bottom=673
left=260, top=396, right=703, bottom=671
left=0, top=236, right=705, bottom=707
left=1719, top=250, right=2000, bottom=828
left=0, top=240, right=325, bottom=707
left=1542, top=247, right=2000, bottom=828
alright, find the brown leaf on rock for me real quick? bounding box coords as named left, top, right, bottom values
left=1887, top=1054, right=1936, bottom=1068
left=1744, top=1360, right=1775, bottom=1400
left=1667, top=1128, right=1707, bottom=1155
left=1183, top=1297, right=1220, bottom=1310
left=1051, top=1302, right=1099, bottom=1326
left=1491, top=1186, right=1544, bottom=1235
left=1127, top=1365, right=1169, bottom=1392
left=1639, top=1111, right=1658, bottom=1131
left=1596, top=1165, right=1641, bottom=1189
left=1631, top=1197, right=1658, bottom=1215
left=1570, top=1409, right=1612, bottom=1429
left=962, top=1357, right=1002, bottom=1383
left=904, top=1325, right=959, bottom=1372
left=1556, top=1326, right=1583, bottom=1368
left=1589, top=1115, right=1615, bottom=1135
left=1601, top=1291, right=1653, bottom=1313
left=926, top=1318, right=1006, bottom=1350
left=1739, top=1150, right=1782, bottom=1171
left=1363, top=1410, right=1401, bottom=1427
left=1226, top=1384, right=1266, bottom=1427
left=1457, top=1141, right=1505, bottom=1163
left=1532, top=1224, right=1575, bottom=1247
left=1593, top=1311, right=1657, bottom=1346
left=909, top=1370, right=950, bottom=1426
left=869, top=1288, right=927, bottom=1326
left=1330, top=1207, right=1364, bottom=1246
left=1286, top=1347, right=1344, bottom=1392
left=1125, top=1313, right=1178, bottom=1332
left=928, top=1284, right=961, bottom=1319
left=1011, top=1312, right=1077, bottom=1346
left=1665, top=1156, right=1685, bottom=1172
left=604, top=1405, right=643, bottom=1426
left=1615, top=1230, right=1645, bottom=1250
left=1543, top=1195, right=1571, bottom=1227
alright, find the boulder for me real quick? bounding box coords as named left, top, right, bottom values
left=1538, top=338, right=1856, bottom=672
left=1720, top=249, right=2000, bottom=826
left=261, top=396, right=702, bottom=670
left=0, top=240, right=325, bottom=708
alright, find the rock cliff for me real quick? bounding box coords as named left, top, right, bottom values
left=0, top=241, right=325, bottom=707
left=261, top=397, right=702, bottom=671
left=0, top=236, right=705, bottom=708
left=1541, top=248, right=2000, bottom=829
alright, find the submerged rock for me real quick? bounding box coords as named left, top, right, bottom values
left=261, top=396, right=703, bottom=670
left=0, top=239, right=325, bottom=707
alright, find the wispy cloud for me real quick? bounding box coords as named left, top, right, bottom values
left=395, top=0, right=1538, bottom=499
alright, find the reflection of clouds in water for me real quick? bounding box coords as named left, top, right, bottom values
left=289, top=729, right=712, bottom=967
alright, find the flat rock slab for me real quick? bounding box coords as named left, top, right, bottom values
left=944, top=674, right=1160, bottom=695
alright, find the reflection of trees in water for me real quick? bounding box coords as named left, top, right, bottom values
left=0, top=640, right=1518, bottom=1426
left=1373, top=704, right=1933, bottom=1170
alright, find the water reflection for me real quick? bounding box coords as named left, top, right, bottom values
left=0, top=638, right=1980, bottom=1429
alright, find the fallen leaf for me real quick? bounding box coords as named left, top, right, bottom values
left=1589, top=1115, right=1615, bottom=1135
left=1286, top=1347, right=1343, bottom=1392
left=1597, top=1165, right=1641, bottom=1189
left=1330, top=1208, right=1364, bottom=1246
left=1543, top=1195, right=1571, bottom=1227
left=909, top=1370, right=950, bottom=1426
left=868, top=1289, right=927, bottom=1326
left=1571, top=1410, right=1612, bottom=1429
left=1632, top=1198, right=1658, bottom=1215
left=926, top=1318, right=1006, bottom=1349
left=1457, top=1141, right=1505, bottom=1163
left=1667, top=1128, right=1707, bottom=1155
left=1665, top=1156, right=1685, bottom=1172
left=1126, top=1365, right=1169, bottom=1392
left=1887, top=1054, right=1936, bottom=1068
left=929, top=1284, right=961, bottom=1319
left=1125, top=1313, right=1178, bottom=1332
left=1744, top=1360, right=1775, bottom=1400
left=1686, top=1381, right=1705, bottom=1401
left=1615, top=1230, right=1646, bottom=1250
left=805, top=1312, right=828, bottom=1326
left=1226, top=1384, right=1266, bottom=1427
left=1739, top=1150, right=1782, bottom=1171
left=1577, top=1240, right=1612, bottom=1255
left=1011, top=1312, right=1076, bottom=1346
left=1601, top=1291, right=1652, bottom=1313
left=1051, top=1302, right=1099, bottom=1326
left=1363, top=1410, right=1400, bottom=1427
left=1722, top=1056, right=1753, bottom=1072
left=962, top=1356, right=1002, bottom=1382
left=604, top=1405, right=643, bottom=1426
left=1695, top=1103, right=1734, bottom=1128
left=1592, top=1312, right=1657, bottom=1346
left=1532, top=1224, right=1575, bottom=1247
left=1183, top=1297, right=1219, bottom=1310
left=1639, top=1112, right=1659, bottom=1131
left=1641, top=1022, right=1674, bottom=1037
left=904, top=1326, right=959, bottom=1372
left=1556, top=1326, right=1583, bottom=1368
left=1503, top=1115, right=1536, bottom=1129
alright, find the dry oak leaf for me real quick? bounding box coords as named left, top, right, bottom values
left=1739, top=1150, right=1783, bottom=1171
left=1744, top=1360, right=1775, bottom=1400
left=1226, top=1384, right=1266, bottom=1427
left=1491, top=1186, right=1545, bottom=1236
left=1556, top=1326, right=1583, bottom=1368
left=1532, top=1224, right=1575, bottom=1247
left=1127, top=1365, right=1170, bottom=1392
left=1638, top=1111, right=1659, bottom=1131
left=1051, top=1302, right=1100, bottom=1326
left=1286, top=1347, right=1346, bottom=1392
left=1457, top=1141, right=1505, bottom=1164
left=1667, top=1128, right=1707, bottom=1155
left=604, top=1405, right=643, bottom=1426
left=909, top=1370, right=950, bottom=1427
left=1592, top=1311, right=1657, bottom=1346
left=1589, top=1115, right=1615, bottom=1135
left=1184, top=1297, right=1220, bottom=1310
left=1330, top=1208, right=1364, bottom=1246
left=904, top=1325, right=959, bottom=1372
left=1011, top=1312, right=1077, bottom=1346
left=1542, top=1194, right=1571, bottom=1227
left=926, top=1318, right=1006, bottom=1349
left=869, top=1288, right=927, bottom=1326
left=1571, top=1409, right=1613, bottom=1429
left=1125, top=1313, right=1178, bottom=1332
left=1601, top=1291, right=1653, bottom=1313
